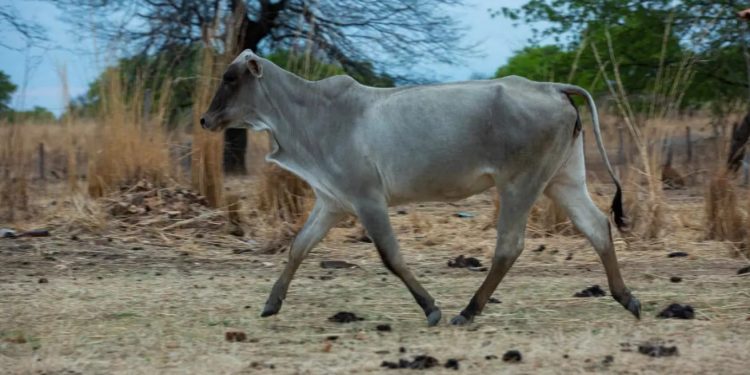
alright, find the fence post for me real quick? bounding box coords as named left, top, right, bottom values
left=38, top=142, right=45, bottom=180
left=617, top=126, right=626, bottom=165
left=142, top=88, right=153, bottom=127
left=685, top=126, right=692, bottom=165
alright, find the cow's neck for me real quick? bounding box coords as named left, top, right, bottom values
left=257, top=65, right=363, bottom=182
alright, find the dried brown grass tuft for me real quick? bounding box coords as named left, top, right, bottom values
left=87, top=69, right=172, bottom=197
left=0, top=123, right=30, bottom=221
left=528, top=198, right=576, bottom=237
left=704, top=170, right=746, bottom=244
left=257, top=164, right=312, bottom=227
left=190, top=47, right=225, bottom=208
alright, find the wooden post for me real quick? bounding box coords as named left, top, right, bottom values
left=38, top=142, right=45, bottom=180
left=685, top=126, right=692, bottom=164
left=142, top=88, right=153, bottom=127
left=665, top=137, right=673, bottom=167
left=617, top=126, right=626, bottom=165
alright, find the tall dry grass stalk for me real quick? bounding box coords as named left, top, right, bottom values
left=704, top=170, right=746, bottom=243
left=190, top=47, right=224, bottom=208
left=87, top=70, right=172, bottom=197
left=587, top=24, right=699, bottom=239
left=0, top=123, right=30, bottom=222
left=257, top=164, right=313, bottom=228
left=57, top=65, right=79, bottom=192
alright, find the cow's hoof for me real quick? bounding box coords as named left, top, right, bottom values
left=624, top=296, right=641, bottom=320
left=260, top=299, right=282, bottom=317
left=449, top=314, right=471, bottom=326
left=426, top=308, right=442, bottom=327
left=615, top=292, right=641, bottom=320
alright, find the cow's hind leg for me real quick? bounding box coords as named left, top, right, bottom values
left=261, top=200, right=345, bottom=317
left=545, top=155, right=641, bottom=319
left=451, top=184, right=539, bottom=325
left=356, top=202, right=441, bottom=326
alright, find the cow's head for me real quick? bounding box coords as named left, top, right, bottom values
left=200, top=50, right=265, bottom=132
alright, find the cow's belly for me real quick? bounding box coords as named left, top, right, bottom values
left=383, top=163, right=497, bottom=205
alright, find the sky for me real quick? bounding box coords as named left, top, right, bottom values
left=0, top=0, right=543, bottom=116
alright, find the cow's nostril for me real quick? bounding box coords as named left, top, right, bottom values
left=200, top=117, right=206, bottom=127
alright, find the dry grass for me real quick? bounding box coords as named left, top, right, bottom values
left=190, top=46, right=225, bottom=208
left=1, top=185, right=749, bottom=374
left=87, top=70, right=173, bottom=198
left=0, top=124, right=30, bottom=222
left=705, top=171, right=747, bottom=244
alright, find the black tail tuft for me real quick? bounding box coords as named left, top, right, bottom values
left=611, top=185, right=628, bottom=232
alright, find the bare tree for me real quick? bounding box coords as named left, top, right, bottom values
left=0, top=4, right=48, bottom=51
left=53, top=0, right=470, bottom=172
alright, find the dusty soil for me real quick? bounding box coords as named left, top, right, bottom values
left=1, top=186, right=749, bottom=374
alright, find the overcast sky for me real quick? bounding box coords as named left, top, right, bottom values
left=0, top=0, right=542, bottom=116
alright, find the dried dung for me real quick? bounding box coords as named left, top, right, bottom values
left=574, top=285, right=606, bottom=297
left=381, top=355, right=439, bottom=370
left=503, top=350, right=522, bottom=363
left=448, top=255, right=483, bottom=268
left=638, top=343, right=678, bottom=357
left=657, top=304, right=695, bottom=319
left=328, top=312, right=364, bottom=323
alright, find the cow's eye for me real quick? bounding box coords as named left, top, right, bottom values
left=223, top=74, right=237, bottom=84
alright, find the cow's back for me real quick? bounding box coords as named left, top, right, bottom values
left=348, top=76, right=578, bottom=205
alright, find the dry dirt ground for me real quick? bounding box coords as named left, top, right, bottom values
left=1, top=186, right=749, bottom=374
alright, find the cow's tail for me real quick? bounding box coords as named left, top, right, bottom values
left=558, top=84, right=628, bottom=232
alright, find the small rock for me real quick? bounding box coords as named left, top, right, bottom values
left=503, top=350, right=522, bottom=363
left=328, top=311, right=364, bottom=323
left=320, top=260, right=359, bottom=269
left=602, top=355, right=614, bottom=364
left=737, top=266, right=750, bottom=275
left=638, top=343, right=678, bottom=357
left=448, top=255, right=483, bottom=269
left=667, top=251, right=688, bottom=258
left=1, top=228, right=17, bottom=238
left=574, top=285, right=606, bottom=297
left=454, top=211, right=476, bottom=218
left=38, top=277, right=48, bottom=284
left=485, top=355, right=498, bottom=360
left=444, top=359, right=459, bottom=370
left=533, top=245, right=546, bottom=253
left=225, top=330, right=247, bottom=342
left=376, top=324, right=392, bottom=332
left=399, top=346, right=407, bottom=353
left=397, top=209, right=408, bottom=215
left=670, top=276, right=682, bottom=283
left=657, top=303, right=694, bottom=319
left=488, top=297, right=501, bottom=304
left=326, top=335, right=339, bottom=341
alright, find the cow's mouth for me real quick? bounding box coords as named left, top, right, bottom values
left=199, top=113, right=230, bottom=132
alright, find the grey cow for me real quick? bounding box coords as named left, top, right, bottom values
left=201, top=50, right=641, bottom=326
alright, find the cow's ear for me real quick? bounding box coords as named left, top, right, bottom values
left=246, top=57, right=263, bottom=78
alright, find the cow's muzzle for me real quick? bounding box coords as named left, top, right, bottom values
left=200, top=113, right=222, bottom=131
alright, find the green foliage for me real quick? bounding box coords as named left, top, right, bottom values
left=2, top=106, right=56, bottom=123
left=0, top=70, right=17, bottom=113
left=495, top=45, right=574, bottom=82
left=497, top=1, right=750, bottom=111
left=69, top=45, right=201, bottom=125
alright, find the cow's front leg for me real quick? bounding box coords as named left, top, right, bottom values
left=356, top=201, right=442, bottom=326
left=261, top=200, right=345, bottom=317
left=451, top=185, right=538, bottom=325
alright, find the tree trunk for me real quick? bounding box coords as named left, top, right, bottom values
left=222, top=0, right=289, bottom=173
left=223, top=128, right=248, bottom=174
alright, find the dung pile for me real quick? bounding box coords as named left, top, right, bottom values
left=103, top=180, right=226, bottom=230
